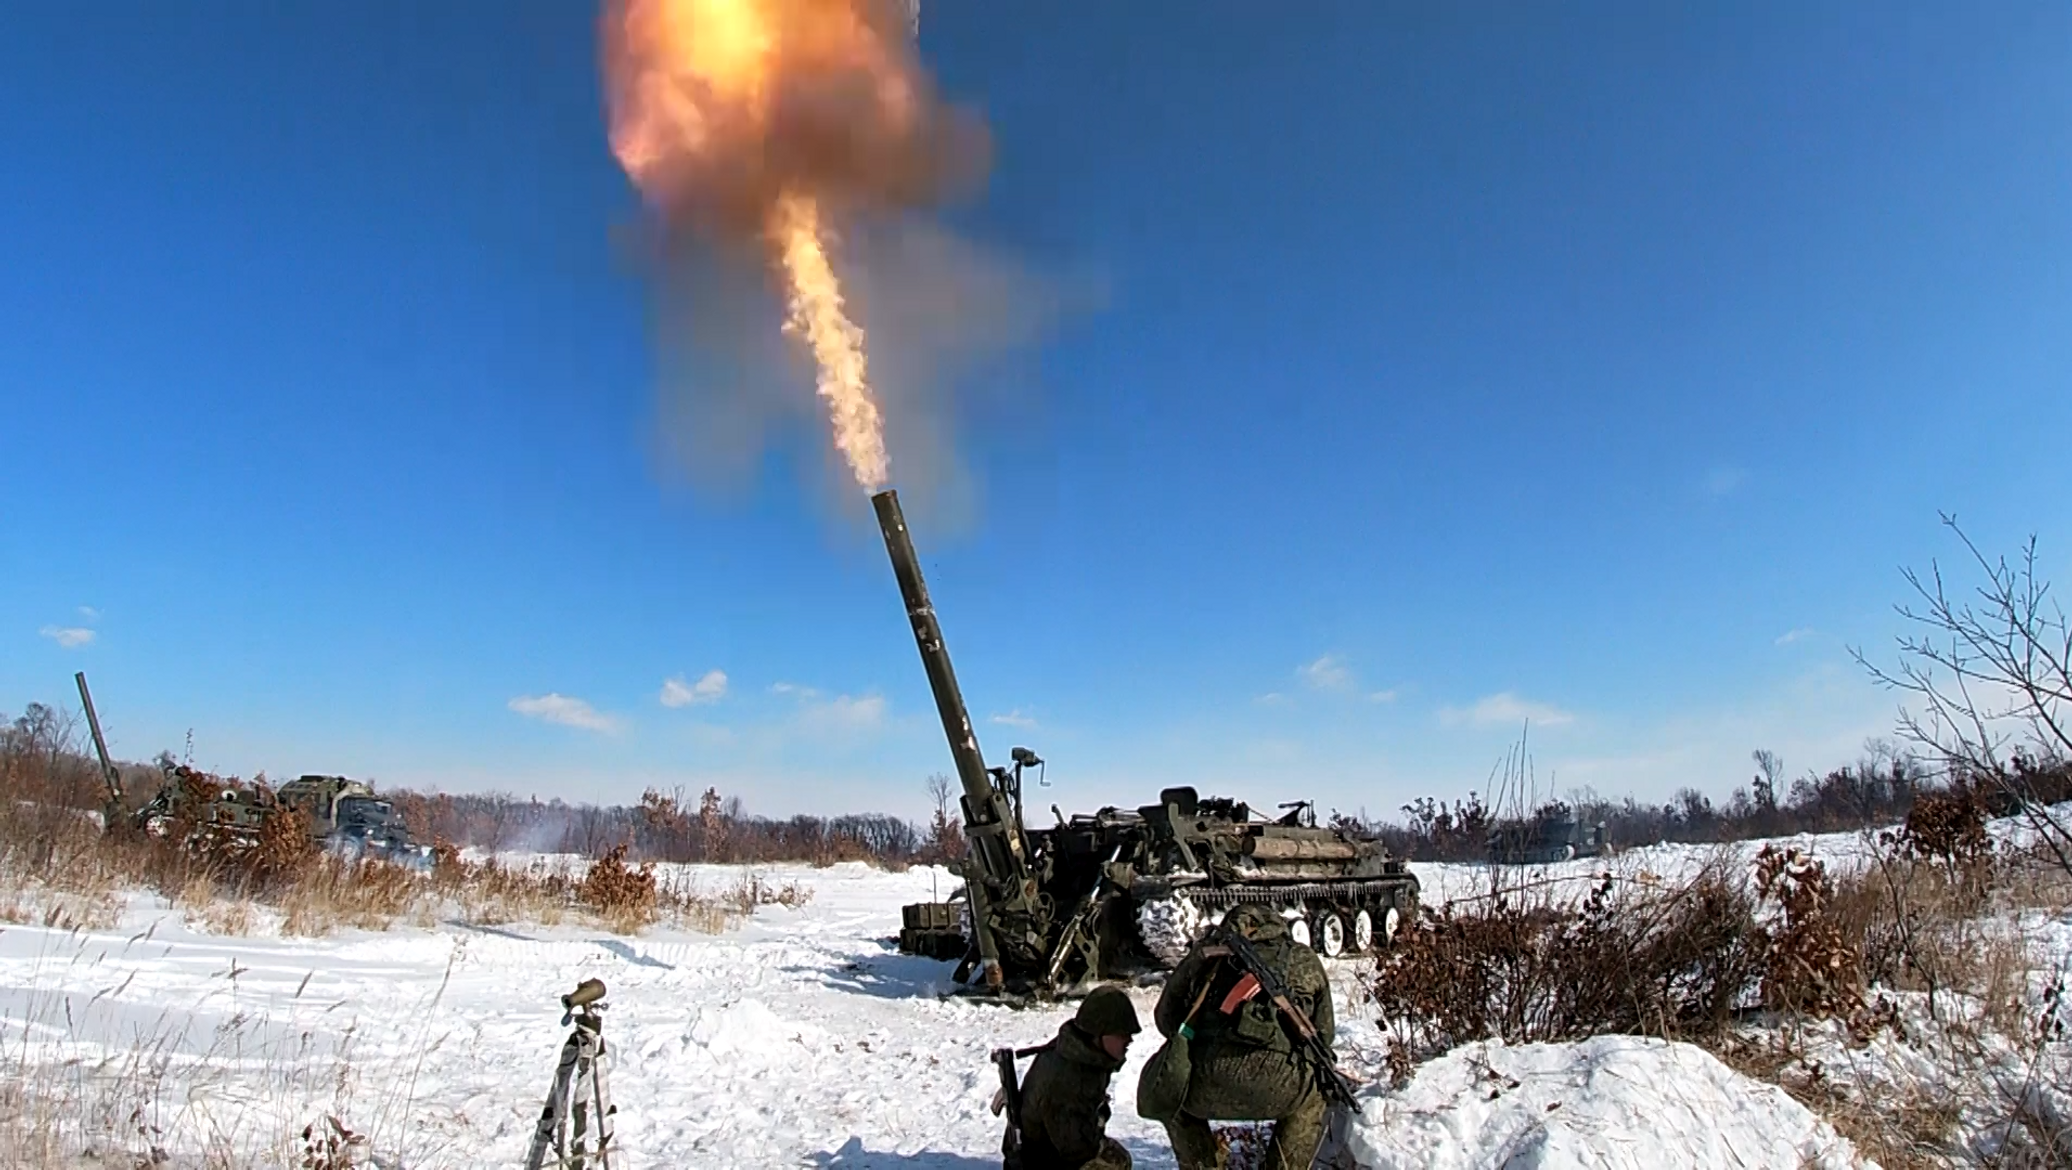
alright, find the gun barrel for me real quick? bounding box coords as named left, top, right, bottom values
left=73, top=672, right=121, bottom=810
left=870, top=490, right=994, bottom=812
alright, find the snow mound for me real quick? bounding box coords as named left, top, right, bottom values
left=1344, top=1036, right=1871, bottom=1170
left=677, top=997, right=830, bottom=1069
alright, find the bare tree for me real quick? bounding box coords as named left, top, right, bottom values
left=923, top=772, right=964, bottom=861
left=1751, top=749, right=1782, bottom=815
left=1855, top=514, right=2072, bottom=870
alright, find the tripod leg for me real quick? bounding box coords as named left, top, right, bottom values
left=573, top=1048, right=592, bottom=1170
left=525, top=1032, right=582, bottom=1170
left=589, top=1034, right=616, bottom=1169
left=570, top=1031, right=604, bottom=1170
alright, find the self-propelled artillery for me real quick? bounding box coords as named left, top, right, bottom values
left=870, top=490, right=1419, bottom=993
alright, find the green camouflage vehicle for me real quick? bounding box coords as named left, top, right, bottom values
left=276, top=774, right=428, bottom=863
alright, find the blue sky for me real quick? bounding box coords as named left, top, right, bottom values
left=4, top=3, right=2068, bottom=821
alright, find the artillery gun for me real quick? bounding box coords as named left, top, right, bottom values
left=132, top=764, right=272, bottom=844
left=871, top=490, right=1420, bottom=993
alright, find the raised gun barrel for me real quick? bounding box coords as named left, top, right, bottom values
left=872, top=489, right=1036, bottom=988
left=870, top=489, right=992, bottom=812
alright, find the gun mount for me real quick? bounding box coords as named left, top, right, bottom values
left=871, top=489, right=1420, bottom=993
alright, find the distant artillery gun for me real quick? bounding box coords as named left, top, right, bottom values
left=132, top=764, right=274, bottom=848
left=132, top=770, right=429, bottom=864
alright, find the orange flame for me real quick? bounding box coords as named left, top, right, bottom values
left=769, top=191, right=887, bottom=489
left=603, top=0, right=946, bottom=492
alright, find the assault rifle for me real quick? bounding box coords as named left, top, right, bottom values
left=1206, top=924, right=1362, bottom=1112
left=989, top=1045, right=1033, bottom=1168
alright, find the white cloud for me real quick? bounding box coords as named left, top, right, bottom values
left=810, top=693, right=885, bottom=730
left=39, top=626, right=95, bottom=649
left=1704, top=466, right=1747, bottom=497
left=508, top=693, right=621, bottom=733
left=1299, top=654, right=1354, bottom=692
left=661, top=669, right=728, bottom=708
left=990, top=709, right=1038, bottom=728
left=1775, top=628, right=1818, bottom=646
left=770, top=682, right=821, bottom=699
left=77, top=606, right=100, bottom=622
left=1440, top=691, right=1576, bottom=729
left=1255, top=692, right=1290, bottom=707
left=1368, top=689, right=1400, bottom=704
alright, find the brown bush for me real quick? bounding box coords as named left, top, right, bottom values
left=1898, top=790, right=1990, bottom=868
left=578, top=845, right=657, bottom=930
left=1752, top=846, right=1863, bottom=1016
left=1371, top=860, right=1770, bottom=1073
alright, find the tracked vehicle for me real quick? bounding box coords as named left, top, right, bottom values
left=871, top=490, right=1419, bottom=992
left=1487, top=807, right=1609, bottom=865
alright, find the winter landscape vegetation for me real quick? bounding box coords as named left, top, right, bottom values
left=5, top=2, right=2071, bottom=1167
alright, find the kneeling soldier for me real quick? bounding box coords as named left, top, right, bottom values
left=1152, top=903, right=1335, bottom=1170
left=1017, top=984, right=1140, bottom=1170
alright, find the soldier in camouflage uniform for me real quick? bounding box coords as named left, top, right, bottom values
left=1015, top=984, right=1140, bottom=1170
left=1151, top=903, right=1334, bottom=1170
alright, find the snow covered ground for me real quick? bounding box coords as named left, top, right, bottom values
left=1344, top=1036, right=1861, bottom=1170
left=8, top=818, right=2060, bottom=1167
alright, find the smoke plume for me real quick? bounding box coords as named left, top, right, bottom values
left=601, top=0, right=1012, bottom=501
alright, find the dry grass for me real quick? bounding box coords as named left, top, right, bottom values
left=725, top=871, right=814, bottom=914
left=1720, top=1030, right=1964, bottom=1170
left=0, top=793, right=773, bottom=943
left=0, top=943, right=430, bottom=1168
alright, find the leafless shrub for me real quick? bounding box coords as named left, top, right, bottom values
left=1371, top=856, right=1770, bottom=1075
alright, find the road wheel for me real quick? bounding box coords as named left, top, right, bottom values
left=1288, top=915, right=1312, bottom=949
left=1383, top=905, right=1402, bottom=944
left=1313, top=911, right=1347, bottom=958
left=1351, top=908, right=1375, bottom=953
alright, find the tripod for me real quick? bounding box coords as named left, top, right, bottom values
left=524, top=978, right=616, bottom=1170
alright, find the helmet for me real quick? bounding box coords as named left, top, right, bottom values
left=1074, top=984, right=1141, bottom=1037
left=1220, top=902, right=1289, bottom=940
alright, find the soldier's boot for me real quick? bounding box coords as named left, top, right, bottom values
left=1262, top=1091, right=1328, bottom=1170
left=1085, top=1136, right=1133, bottom=1170
left=1162, top=1112, right=1225, bottom=1170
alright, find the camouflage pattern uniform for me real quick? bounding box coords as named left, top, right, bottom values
left=1015, top=986, right=1139, bottom=1170
left=1151, top=903, right=1334, bottom=1170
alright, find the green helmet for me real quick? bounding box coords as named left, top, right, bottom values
left=1220, top=902, right=1289, bottom=940
left=1074, top=984, right=1141, bottom=1037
